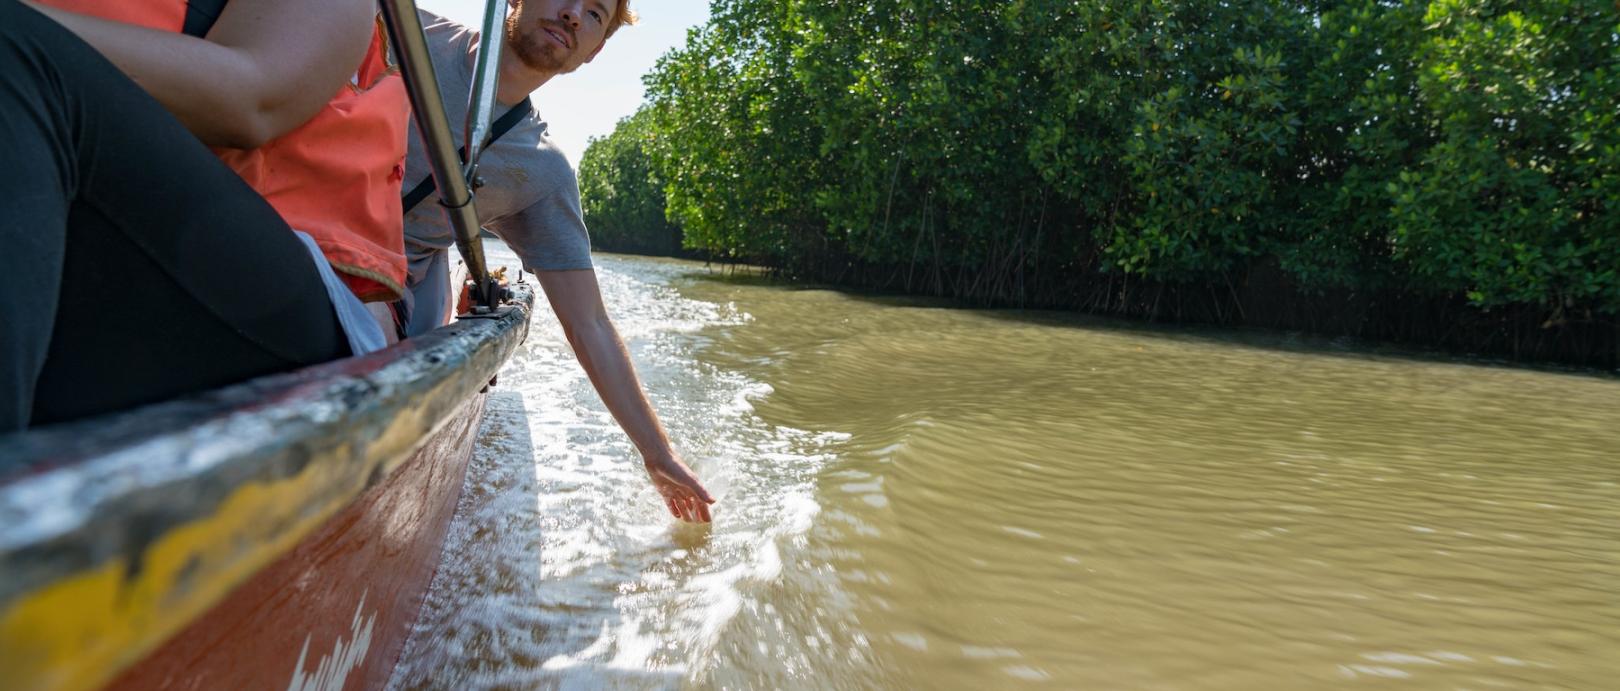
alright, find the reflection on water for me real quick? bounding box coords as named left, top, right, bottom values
left=392, top=250, right=1620, bottom=689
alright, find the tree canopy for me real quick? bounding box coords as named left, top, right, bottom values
left=580, top=0, right=1619, bottom=358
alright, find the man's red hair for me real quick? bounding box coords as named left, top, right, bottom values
left=607, top=0, right=637, bottom=39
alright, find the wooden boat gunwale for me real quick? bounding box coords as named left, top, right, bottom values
left=0, top=284, right=534, bottom=691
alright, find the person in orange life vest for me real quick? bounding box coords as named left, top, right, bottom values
left=0, top=0, right=396, bottom=433
left=396, top=0, right=717, bottom=523
left=27, top=0, right=411, bottom=304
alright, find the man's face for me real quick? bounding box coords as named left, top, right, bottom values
left=505, top=0, right=614, bottom=75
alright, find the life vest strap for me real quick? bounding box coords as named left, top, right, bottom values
left=182, top=0, right=227, bottom=37
left=401, top=97, right=533, bottom=215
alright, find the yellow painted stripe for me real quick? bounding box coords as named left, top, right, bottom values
left=0, top=393, right=446, bottom=691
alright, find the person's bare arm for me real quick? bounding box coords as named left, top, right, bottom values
left=24, top=0, right=375, bottom=148
left=536, top=269, right=717, bottom=523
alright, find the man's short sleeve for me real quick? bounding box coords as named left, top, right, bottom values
left=487, top=153, right=593, bottom=273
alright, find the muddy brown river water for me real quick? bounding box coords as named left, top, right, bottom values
left=389, top=250, right=1620, bottom=690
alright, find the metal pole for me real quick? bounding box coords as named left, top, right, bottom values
left=463, top=0, right=509, bottom=179
left=378, top=0, right=497, bottom=310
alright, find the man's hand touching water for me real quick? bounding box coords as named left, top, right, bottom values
left=647, top=454, right=716, bottom=523
left=537, top=269, right=719, bottom=525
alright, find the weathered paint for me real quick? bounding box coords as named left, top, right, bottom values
left=0, top=286, right=532, bottom=691
left=109, top=395, right=484, bottom=691
left=287, top=594, right=377, bottom=691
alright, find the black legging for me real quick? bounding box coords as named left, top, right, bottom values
left=0, top=0, right=350, bottom=433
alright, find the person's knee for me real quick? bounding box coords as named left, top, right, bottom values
left=0, top=2, right=81, bottom=112
left=0, top=0, right=23, bottom=28
left=0, top=1, right=55, bottom=50
left=0, top=2, right=39, bottom=65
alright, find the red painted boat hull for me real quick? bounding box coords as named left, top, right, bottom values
left=105, top=395, right=485, bottom=691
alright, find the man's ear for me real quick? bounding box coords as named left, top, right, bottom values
left=507, top=0, right=519, bottom=10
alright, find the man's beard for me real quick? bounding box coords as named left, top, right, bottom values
left=505, top=15, right=570, bottom=73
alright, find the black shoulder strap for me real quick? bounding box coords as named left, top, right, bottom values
left=402, top=98, right=534, bottom=215
left=182, top=0, right=228, bottom=37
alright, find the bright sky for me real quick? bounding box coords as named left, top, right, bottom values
left=421, top=0, right=711, bottom=167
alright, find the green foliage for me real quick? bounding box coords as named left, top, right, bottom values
left=641, top=1, right=828, bottom=264
left=1388, top=0, right=1620, bottom=312
left=581, top=0, right=1620, bottom=318
left=578, top=110, right=682, bottom=255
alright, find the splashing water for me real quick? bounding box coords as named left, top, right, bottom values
left=392, top=249, right=1620, bottom=690
left=390, top=250, right=855, bottom=689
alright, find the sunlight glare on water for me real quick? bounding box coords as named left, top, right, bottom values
left=392, top=249, right=1620, bottom=690
left=391, top=248, right=853, bottom=689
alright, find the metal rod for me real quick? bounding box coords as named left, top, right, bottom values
left=378, top=0, right=495, bottom=310
left=462, top=0, right=509, bottom=178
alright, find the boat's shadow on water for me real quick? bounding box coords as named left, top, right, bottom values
left=387, top=389, right=551, bottom=690
left=387, top=390, right=689, bottom=691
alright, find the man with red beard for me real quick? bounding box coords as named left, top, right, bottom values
left=398, top=0, right=718, bottom=523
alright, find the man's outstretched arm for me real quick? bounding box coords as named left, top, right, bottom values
left=535, top=269, right=716, bottom=523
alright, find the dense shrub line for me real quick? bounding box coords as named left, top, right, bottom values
left=578, top=110, right=686, bottom=257
left=580, top=0, right=1619, bottom=365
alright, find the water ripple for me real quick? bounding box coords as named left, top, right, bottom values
left=392, top=252, right=1620, bottom=690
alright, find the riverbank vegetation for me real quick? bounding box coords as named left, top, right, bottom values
left=580, top=0, right=1619, bottom=366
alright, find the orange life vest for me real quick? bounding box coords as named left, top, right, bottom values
left=39, top=0, right=411, bottom=302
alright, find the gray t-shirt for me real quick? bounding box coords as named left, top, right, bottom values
left=402, top=10, right=592, bottom=297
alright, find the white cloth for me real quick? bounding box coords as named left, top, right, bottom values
left=293, top=231, right=387, bottom=356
